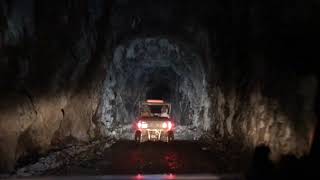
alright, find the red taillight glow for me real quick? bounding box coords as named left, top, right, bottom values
left=165, top=173, right=176, bottom=180
left=135, top=174, right=144, bottom=179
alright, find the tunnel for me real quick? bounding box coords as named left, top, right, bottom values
left=101, top=38, right=210, bottom=138
left=0, top=0, right=319, bottom=179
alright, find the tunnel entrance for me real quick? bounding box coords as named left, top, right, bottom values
left=144, top=68, right=177, bottom=101
left=101, top=38, right=211, bottom=139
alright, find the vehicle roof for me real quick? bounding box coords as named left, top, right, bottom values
left=141, top=100, right=171, bottom=106
left=141, top=102, right=171, bottom=106
left=141, top=99, right=171, bottom=106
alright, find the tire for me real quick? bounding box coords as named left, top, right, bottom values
left=135, top=131, right=141, bottom=143
left=167, top=131, right=174, bottom=142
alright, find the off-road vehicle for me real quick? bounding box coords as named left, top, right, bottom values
left=134, top=99, right=174, bottom=143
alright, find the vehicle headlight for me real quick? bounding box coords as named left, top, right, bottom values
left=138, top=121, right=148, bottom=128
left=162, top=122, right=168, bottom=128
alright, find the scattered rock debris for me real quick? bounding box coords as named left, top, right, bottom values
left=14, top=140, right=114, bottom=177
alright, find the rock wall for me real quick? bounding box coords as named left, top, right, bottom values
left=101, top=37, right=211, bottom=138
left=0, top=0, right=112, bottom=172
left=204, top=0, right=319, bottom=159
left=209, top=75, right=318, bottom=159
left=0, top=0, right=319, bottom=173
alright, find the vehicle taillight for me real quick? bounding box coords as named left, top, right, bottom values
left=137, top=121, right=148, bottom=129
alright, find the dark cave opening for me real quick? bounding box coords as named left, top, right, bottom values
left=144, top=68, right=178, bottom=102
left=146, top=82, right=172, bottom=101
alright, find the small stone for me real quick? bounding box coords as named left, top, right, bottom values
left=104, top=143, right=111, bottom=149
left=201, top=147, right=209, bottom=151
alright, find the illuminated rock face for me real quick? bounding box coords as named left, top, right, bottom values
left=209, top=76, right=318, bottom=159
left=101, top=38, right=211, bottom=138
left=0, top=0, right=109, bottom=172
left=0, top=0, right=319, bottom=173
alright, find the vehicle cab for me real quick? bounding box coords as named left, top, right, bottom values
left=134, top=99, right=174, bottom=142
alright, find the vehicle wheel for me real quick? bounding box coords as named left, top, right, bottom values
left=167, top=131, right=174, bottom=142
left=135, top=131, right=141, bottom=143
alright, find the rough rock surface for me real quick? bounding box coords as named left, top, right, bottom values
left=15, top=140, right=112, bottom=177
left=0, top=0, right=319, bottom=173
left=0, top=0, right=110, bottom=172
left=101, top=38, right=211, bottom=135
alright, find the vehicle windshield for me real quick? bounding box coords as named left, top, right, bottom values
left=140, top=104, right=170, bottom=117
left=149, top=105, right=162, bottom=114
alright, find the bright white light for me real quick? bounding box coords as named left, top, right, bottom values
left=137, top=121, right=148, bottom=128
left=168, top=121, right=172, bottom=130
left=162, top=122, right=168, bottom=128
left=141, top=122, right=148, bottom=128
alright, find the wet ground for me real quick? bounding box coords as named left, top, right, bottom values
left=9, top=139, right=319, bottom=179
left=16, top=174, right=243, bottom=180
left=45, top=140, right=248, bottom=176
left=109, top=141, right=216, bottom=174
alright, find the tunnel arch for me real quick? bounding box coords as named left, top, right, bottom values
left=101, top=37, right=211, bottom=138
